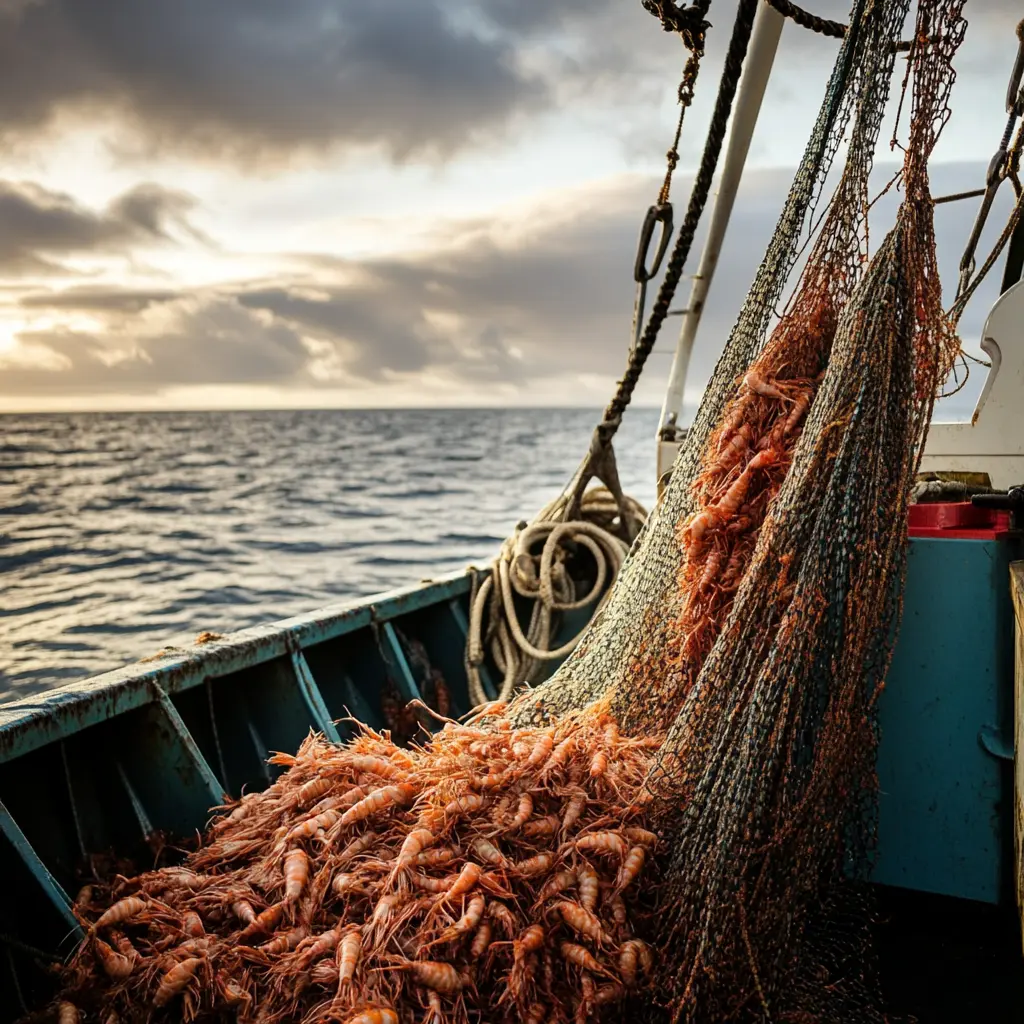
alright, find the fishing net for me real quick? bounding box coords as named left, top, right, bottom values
left=506, top=0, right=965, bottom=1019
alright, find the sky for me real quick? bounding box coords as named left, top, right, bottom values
left=0, top=0, right=1020, bottom=418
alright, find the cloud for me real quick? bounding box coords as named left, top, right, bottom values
left=0, top=0, right=552, bottom=163
left=2, top=160, right=1015, bottom=413
left=0, top=179, right=203, bottom=275
left=7, top=296, right=310, bottom=392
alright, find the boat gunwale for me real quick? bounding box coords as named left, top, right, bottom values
left=0, top=569, right=477, bottom=763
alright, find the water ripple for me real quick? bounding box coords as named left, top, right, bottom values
left=0, top=409, right=658, bottom=703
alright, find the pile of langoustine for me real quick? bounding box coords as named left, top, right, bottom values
left=54, top=705, right=662, bottom=1024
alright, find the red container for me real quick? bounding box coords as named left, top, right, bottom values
left=907, top=501, right=1012, bottom=540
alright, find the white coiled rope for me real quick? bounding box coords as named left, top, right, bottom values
left=466, top=485, right=647, bottom=706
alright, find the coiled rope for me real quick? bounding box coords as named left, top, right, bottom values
left=465, top=487, right=646, bottom=705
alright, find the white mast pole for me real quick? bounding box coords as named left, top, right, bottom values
left=656, top=1, right=786, bottom=487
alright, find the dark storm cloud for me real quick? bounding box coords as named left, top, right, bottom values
left=0, top=0, right=550, bottom=161
left=0, top=180, right=202, bottom=274
left=0, top=0, right=1015, bottom=166
left=6, top=161, right=1014, bottom=410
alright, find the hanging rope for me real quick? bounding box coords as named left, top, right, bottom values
left=764, top=0, right=928, bottom=51
left=463, top=0, right=759, bottom=708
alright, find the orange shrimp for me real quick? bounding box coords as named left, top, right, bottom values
left=522, top=814, right=559, bottom=837
left=257, top=926, right=306, bottom=955
left=239, top=902, right=284, bottom=941
left=337, top=831, right=379, bottom=865
left=623, top=827, right=658, bottom=847
left=57, top=1003, right=78, bottom=1024
left=545, top=735, right=576, bottom=772
left=743, top=368, right=788, bottom=401
left=470, top=919, right=493, bottom=957
left=578, top=972, right=595, bottom=1024
left=295, top=776, right=333, bottom=807
left=561, top=790, right=587, bottom=834
left=219, top=975, right=250, bottom=1006
left=172, top=936, right=210, bottom=958
left=441, top=893, right=485, bottom=940
left=153, top=956, right=202, bottom=1007
left=514, top=924, right=545, bottom=959
left=90, top=896, right=148, bottom=934
left=487, top=900, right=517, bottom=936
left=553, top=901, right=612, bottom=945
left=407, top=960, right=467, bottom=993
left=112, top=932, right=138, bottom=962
left=479, top=769, right=506, bottom=790
left=443, top=794, right=486, bottom=817
left=342, top=1009, right=398, bottom=1024
left=538, top=869, right=577, bottom=901
left=410, top=871, right=459, bottom=894
left=442, top=862, right=482, bottom=902
left=470, top=838, right=507, bottom=868
left=618, top=940, right=648, bottom=986
left=340, top=784, right=416, bottom=826
left=332, top=872, right=365, bottom=896
left=311, top=961, right=339, bottom=986
left=784, top=387, right=813, bottom=433
left=479, top=870, right=514, bottom=898
left=349, top=755, right=407, bottom=781
left=575, top=832, right=626, bottom=859
left=288, top=807, right=343, bottom=840
left=508, top=792, right=533, bottom=830
left=284, top=848, right=310, bottom=901
left=525, top=733, right=554, bottom=768
left=232, top=900, right=256, bottom=925
left=182, top=911, right=205, bottom=938
left=559, top=942, right=605, bottom=975
left=715, top=422, right=754, bottom=471
left=338, top=928, right=362, bottom=984
left=576, top=864, right=599, bottom=913
left=589, top=750, right=608, bottom=778
left=395, top=829, right=436, bottom=874
left=615, top=846, right=646, bottom=891
left=606, top=892, right=627, bottom=927
left=417, top=846, right=459, bottom=867
left=93, top=938, right=133, bottom=980
left=336, top=784, right=370, bottom=808
left=515, top=852, right=554, bottom=877
left=298, top=925, right=340, bottom=965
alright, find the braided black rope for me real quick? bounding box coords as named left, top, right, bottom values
left=599, top=0, right=759, bottom=440
left=765, top=0, right=922, bottom=52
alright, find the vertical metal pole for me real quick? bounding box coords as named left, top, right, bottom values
left=657, top=0, right=786, bottom=485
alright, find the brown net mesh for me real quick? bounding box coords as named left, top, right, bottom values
left=512, top=0, right=965, bottom=1019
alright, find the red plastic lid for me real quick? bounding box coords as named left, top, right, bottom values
left=908, top=501, right=1012, bottom=540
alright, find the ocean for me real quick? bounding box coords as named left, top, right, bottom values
left=0, top=408, right=659, bottom=703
